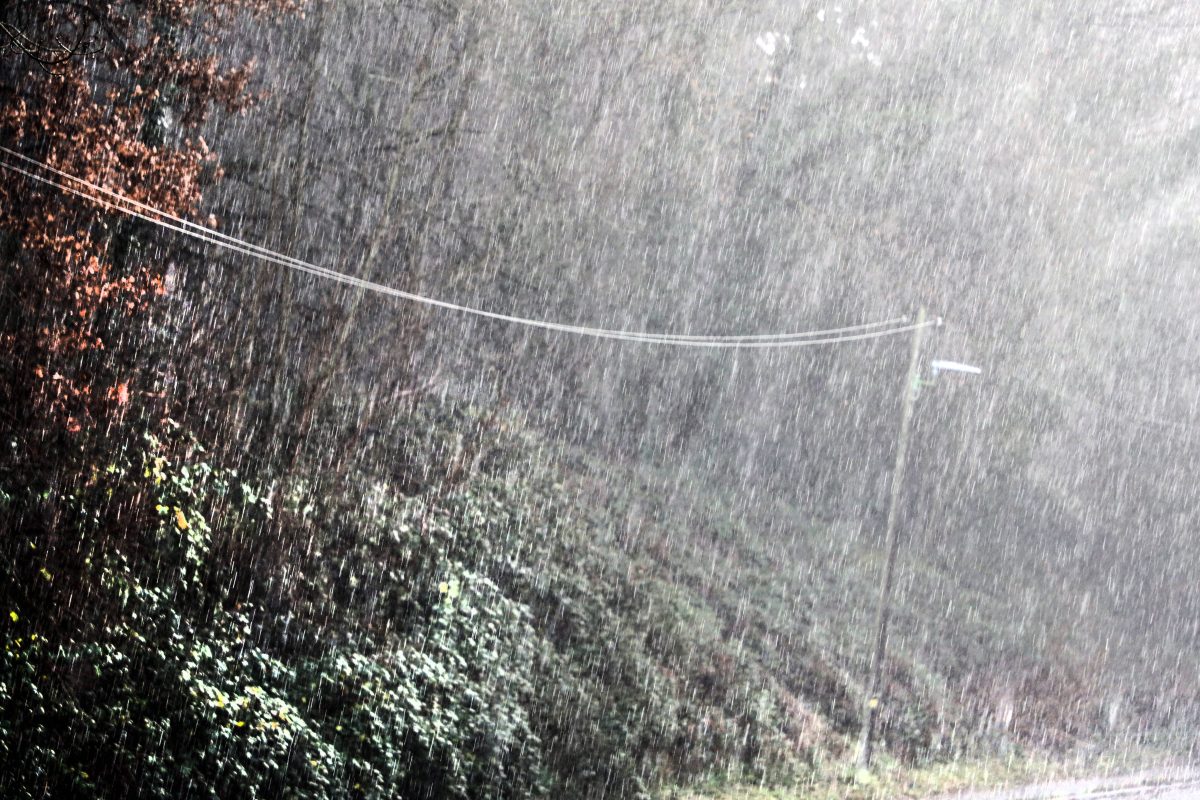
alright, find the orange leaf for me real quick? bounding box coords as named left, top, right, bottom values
left=110, top=382, right=130, bottom=406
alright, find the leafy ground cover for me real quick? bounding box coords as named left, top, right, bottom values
left=1, top=398, right=1189, bottom=798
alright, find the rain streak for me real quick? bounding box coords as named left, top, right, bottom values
left=0, top=1, right=1197, bottom=799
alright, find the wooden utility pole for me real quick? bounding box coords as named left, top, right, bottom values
left=857, top=306, right=927, bottom=769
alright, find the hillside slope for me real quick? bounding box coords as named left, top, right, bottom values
left=5, top=397, right=1187, bottom=799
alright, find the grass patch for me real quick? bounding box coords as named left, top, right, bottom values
left=666, top=745, right=1186, bottom=799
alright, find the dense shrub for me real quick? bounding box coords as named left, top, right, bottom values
left=0, top=403, right=837, bottom=798
left=0, top=422, right=546, bottom=799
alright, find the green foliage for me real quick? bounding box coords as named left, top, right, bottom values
left=0, top=419, right=545, bottom=799
left=308, top=571, right=543, bottom=800
left=377, top=416, right=827, bottom=796
left=0, top=427, right=335, bottom=798
left=4, top=396, right=1148, bottom=800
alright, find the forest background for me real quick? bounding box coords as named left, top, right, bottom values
left=1, top=0, right=1197, bottom=798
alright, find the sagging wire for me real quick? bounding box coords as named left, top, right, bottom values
left=0, top=145, right=937, bottom=349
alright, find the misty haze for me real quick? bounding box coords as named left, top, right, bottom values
left=1, top=1, right=1197, bottom=798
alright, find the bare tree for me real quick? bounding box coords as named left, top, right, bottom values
left=0, top=0, right=104, bottom=70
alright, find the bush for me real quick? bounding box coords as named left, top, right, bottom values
left=0, top=421, right=546, bottom=799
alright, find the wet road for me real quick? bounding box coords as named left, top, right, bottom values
left=934, top=770, right=1200, bottom=800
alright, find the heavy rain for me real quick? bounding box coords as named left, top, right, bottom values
left=0, top=0, right=1197, bottom=798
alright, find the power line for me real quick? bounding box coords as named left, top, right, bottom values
left=0, top=147, right=938, bottom=348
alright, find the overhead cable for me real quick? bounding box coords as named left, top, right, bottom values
left=0, top=147, right=936, bottom=349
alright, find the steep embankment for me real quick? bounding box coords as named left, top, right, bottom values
left=1, top=399, right=1189, bottom=800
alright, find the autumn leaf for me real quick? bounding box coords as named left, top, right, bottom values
left=109, top=382, right=130, bottom=405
